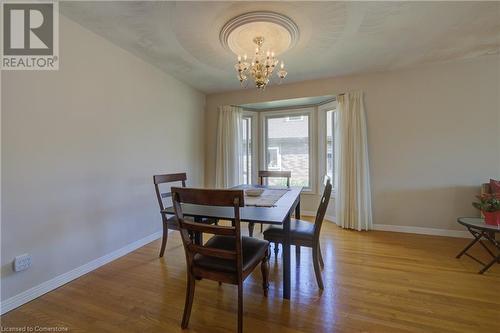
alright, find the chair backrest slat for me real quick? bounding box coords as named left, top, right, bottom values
left=172, top=187, right=244, bottom=207
left=258, top=170, right=291, bottom=187
left=154, top=173, right=187, bottom=185
left=188, top=243, right=237, bottom=260
left=314, top=177, right=332, bottom=241
left=153, top=173, right=187, bottom=213
left=181, top=220, right=236, bottom=236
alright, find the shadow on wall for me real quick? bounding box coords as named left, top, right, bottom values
left=1, top=263, right=16, bottom=279
left=373, top=185, right=481, bottom=230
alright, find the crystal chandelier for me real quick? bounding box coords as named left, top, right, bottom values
left=234, top=36, right=287, bottom=90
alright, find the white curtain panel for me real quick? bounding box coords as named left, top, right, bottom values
left=335, top=92, right=373, bottom=231
left=215, top=105, right=243, bottom=188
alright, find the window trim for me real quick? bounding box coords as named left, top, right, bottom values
left=259, top=107, right=316, bottom=193
left=241, top=116, right=251, bottom=184
left=242, top=110, right=258, bottom=184
left=318, top=101, right=338, bottom=196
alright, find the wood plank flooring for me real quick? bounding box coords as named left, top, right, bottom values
left=2, top=219, right=499, bottom=333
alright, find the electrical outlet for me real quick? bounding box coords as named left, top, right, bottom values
left=14, top=253, right=32, bottom=272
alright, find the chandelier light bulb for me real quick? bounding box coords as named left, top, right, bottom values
left=280, top=61, right=284, bottom=69
left=238, top=55, right=241, bottom=62
left=243, top=54, right=247, bottom=60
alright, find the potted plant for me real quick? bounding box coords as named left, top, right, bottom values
left=472, top=193, right=500, bottom=226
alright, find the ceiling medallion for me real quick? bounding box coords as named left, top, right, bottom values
left=220, top=11, right=299, bottom=90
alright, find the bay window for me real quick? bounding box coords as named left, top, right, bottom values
left=240, top=101, right=336, bottom=195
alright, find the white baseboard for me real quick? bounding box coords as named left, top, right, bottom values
left=372, top=224, right=471, bottom=238
left=0, top=230, right=162, bottom=315
left=301, top=210, right=336, bottom=224
left=301, top=211, right=470, bottom=238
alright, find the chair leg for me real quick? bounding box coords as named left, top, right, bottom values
left=261, top=249, right=270, bottom=297
left=260, top=223, right=263, bottom=233
left=318, top=244, right=324, bottom=269
left=248, top=222, right=255, bottom=237
left=295, top=245, right=300, bottom=262
left=181, top=273, right=196, bottom=329
left=159, top=222, right=168, bottom=257
left=237, top=283, right=243, bottom=333
left=312, top=246, right=324, bottom=290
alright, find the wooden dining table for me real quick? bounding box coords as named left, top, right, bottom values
left=163, top=185, right=302, bottom=300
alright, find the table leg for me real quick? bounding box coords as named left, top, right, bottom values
left=457, top=226, right=500, bottom=274
left=194, top=217, right=203, bottom=245
left=479, top=254, right=500, bottom=274
left=479, top=232, right=500, bottom=273
left=456, top=229, right=481, bottom=258
left=295, top=200, right=301, bottom=219
left=283, top=213, right=291, bottom=300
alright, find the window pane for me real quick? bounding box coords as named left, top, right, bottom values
left=326, top=111, right=333, bottom=180
left=266, top=114, right=310, bottom=187
left=242, top=117, right=252, bottom=184
left=326, top=110, right=336, bottom=187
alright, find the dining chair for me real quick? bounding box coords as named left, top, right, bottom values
left=171, top=187, right=269, bottom=333
left=248, top=170, right=292, bottom=237
left=153, top=173, right=216, bottom=257
left=263, top=177, right=332, bottom=289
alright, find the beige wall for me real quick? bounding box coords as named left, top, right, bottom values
left=206, top=56, right=500, bottom=231
left=1, top=16, right=205, bottom=301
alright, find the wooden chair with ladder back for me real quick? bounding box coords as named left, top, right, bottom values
left=171, top=187, right=270, bottom=333
left=248, top=170, right=292, bottom=237
left=153, top=173, right=216, bottom=257
left=263, top=176, right=332, bottom=289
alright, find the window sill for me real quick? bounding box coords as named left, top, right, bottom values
left=299, top=189, right=337, bottom=197
left=299, top=189, right=316, bottom=195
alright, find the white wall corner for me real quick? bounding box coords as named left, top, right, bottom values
left=0, top=231, right=162, bottom=315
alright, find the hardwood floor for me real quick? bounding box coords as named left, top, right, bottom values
left=2, top=219, right=499, bottom=333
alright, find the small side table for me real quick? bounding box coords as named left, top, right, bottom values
left=456, top=217, right=500, bottom=274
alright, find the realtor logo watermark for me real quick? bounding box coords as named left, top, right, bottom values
left=1, top=1, right=59, bottom=70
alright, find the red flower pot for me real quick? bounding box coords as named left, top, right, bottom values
left=483, top=211, right=500, bottom=226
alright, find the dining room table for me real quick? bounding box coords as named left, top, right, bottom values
left=163, top=184, right=302, bottom=300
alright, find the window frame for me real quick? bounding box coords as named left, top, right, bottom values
left=318, top=100, right=338, bottom=195
left=259, top=107, right=316, bottom=193
left=242, top=110, right=258, bottom=184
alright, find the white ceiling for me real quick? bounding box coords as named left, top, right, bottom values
left=61, top=1, right=500, bottom=94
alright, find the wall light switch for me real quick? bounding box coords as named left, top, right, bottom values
left=14, top=253, right=32, bottom=272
